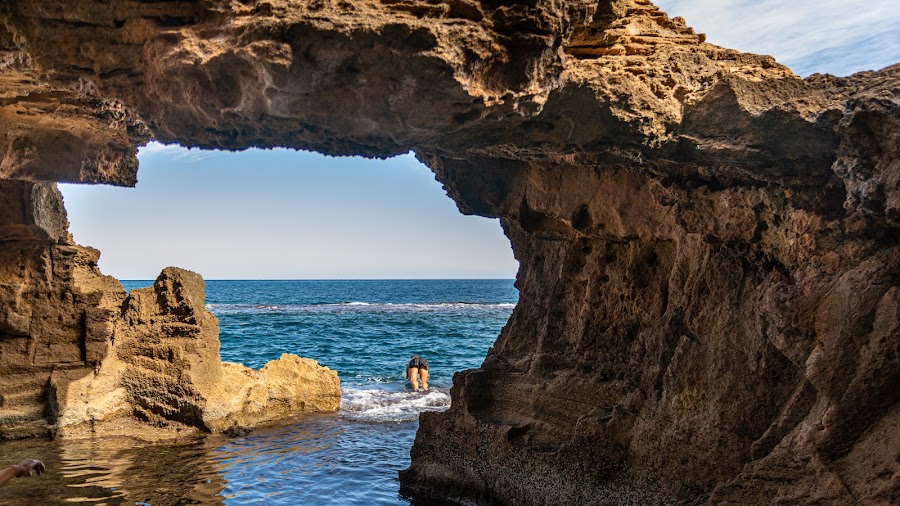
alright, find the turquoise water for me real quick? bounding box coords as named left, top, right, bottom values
left=0, top=280, right=516, bottom=505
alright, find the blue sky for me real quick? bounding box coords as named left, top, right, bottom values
left=62, top=147, right=517, bottom=279
left=60, top=0, right=898, bottom=280
left=655, top=0, right=899, bottom=77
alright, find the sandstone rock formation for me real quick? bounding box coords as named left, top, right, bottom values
left=55, top=266, right=341, bottom=436
left=0, top=184, right=340, bottom=438
left=0, top=0, right=897, bottom=504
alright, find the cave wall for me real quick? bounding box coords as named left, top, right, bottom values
left=405, top=136, right=899, bottom=503
left=0, top=0, right=897, bottom=503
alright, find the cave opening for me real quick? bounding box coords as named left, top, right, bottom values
left=29, top=142, right=521, bottom=504
left=0, top=0, right=894, bottom=501
left=58, top=140, right=519, bottom=382
left=60, top=142, right=518, bottom=281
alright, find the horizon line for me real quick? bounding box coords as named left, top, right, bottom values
left=118, top=278, right=518, bottom=281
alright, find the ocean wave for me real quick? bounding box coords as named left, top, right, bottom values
left=205, top=301, right=515, bottom=315
left=339, top=387, right=451, bottom=422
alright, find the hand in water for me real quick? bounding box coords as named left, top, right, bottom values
left=17, top=460, right=45, bottom=477
left=0, top=459, right=46, bottom=485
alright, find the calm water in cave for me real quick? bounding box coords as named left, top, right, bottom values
left=0, top=280, right=516, bottom=505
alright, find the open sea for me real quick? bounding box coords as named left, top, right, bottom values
left=0, top=280, right=516, bottom=505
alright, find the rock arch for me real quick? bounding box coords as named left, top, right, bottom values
left=0, top=0, right=897, bottom=503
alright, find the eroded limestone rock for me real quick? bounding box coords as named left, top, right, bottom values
left=0, top=179, right=122, bottom=438
left=56, top=266, right=341, bottom=437
left=0, top=0, right=896, bottom=503
left=208, top=355, right=342, bottom=432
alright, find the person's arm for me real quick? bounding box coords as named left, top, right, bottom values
left=0, top=459, right=45, bottom=486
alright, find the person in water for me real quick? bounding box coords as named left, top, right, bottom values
left=405, top=355, right=429, bottom=391
left=0, top=459, right=45, bottom=485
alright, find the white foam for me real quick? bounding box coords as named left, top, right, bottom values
left=340, top=387, right=451, bottom=422
left=325, top=302, right=511, bottom=312
left=205, top=302, right=515, bottom=315
left=351, top=374, right=392, bottom=384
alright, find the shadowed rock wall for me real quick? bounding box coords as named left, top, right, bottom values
left=0, top=0, right=896, bottom=503
left=405, top=137, right=899, bottom=503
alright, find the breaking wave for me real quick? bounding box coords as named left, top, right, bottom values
left=206, top=301, right=515, bottom=315
left=339, top=387, right=451, bottom=422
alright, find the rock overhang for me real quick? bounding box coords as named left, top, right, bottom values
left=0, top=1, right=898, bottom=504
left=1, top=0, right=877, bottom=189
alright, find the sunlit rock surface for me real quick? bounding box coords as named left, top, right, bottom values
left=0, top=0, right=897, bottom=503
left=103, top=267, right=341, bottom=434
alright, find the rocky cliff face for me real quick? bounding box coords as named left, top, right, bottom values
left=0, top=0, right=896, bottom=503
left=404, top=93, right=899, bottom=503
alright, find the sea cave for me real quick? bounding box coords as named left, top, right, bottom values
left=0, top=0, right=897, bottom=504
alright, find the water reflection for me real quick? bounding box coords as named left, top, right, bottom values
left=0, top=414, right=416, bottom=505
left=0, top=432, right=227, bottom=505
